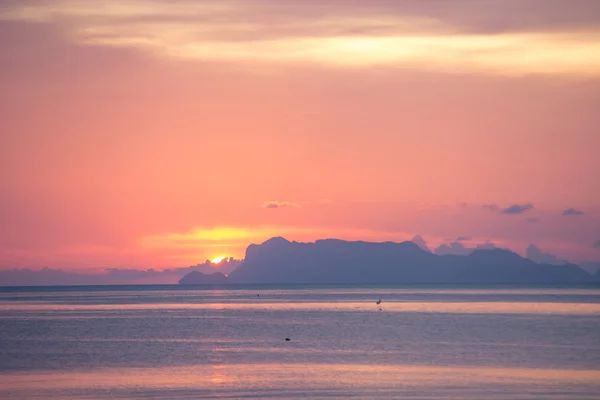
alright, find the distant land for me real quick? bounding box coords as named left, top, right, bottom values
left=0, top=258, right=242, bottom=287
left=182, top=237, right=598, bottom=285
left=179, top=271, right=228, bottom=285
left=1, top=238, right=599, bottom=286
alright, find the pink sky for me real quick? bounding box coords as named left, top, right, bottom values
left=1, top=0, right=600, bottom=271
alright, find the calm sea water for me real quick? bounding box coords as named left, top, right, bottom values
left=1, top=284, right=600, bottom=399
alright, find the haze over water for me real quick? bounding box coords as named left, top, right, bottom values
left=1, top=285, right=600, bottom=399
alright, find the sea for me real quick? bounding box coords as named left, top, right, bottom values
left=0, top=284, right=599, bottom=399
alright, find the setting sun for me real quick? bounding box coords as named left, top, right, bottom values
left=210, top=256, right=227, bottom=264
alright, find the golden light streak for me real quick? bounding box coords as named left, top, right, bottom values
left=3, top=1, right=600, bottom=76
left=2, top=301, right=600, bottom=315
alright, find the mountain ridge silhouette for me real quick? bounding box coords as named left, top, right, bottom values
left=194, top=237, right=595, bottom=284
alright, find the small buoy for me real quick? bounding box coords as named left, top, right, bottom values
left=285, top=338, right=291, bottom=341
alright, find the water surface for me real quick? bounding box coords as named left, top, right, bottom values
left=1, top=285, right=599, bottom=399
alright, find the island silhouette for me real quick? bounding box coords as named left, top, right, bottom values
left=180, top=237, right=595, bottom=284
left=1, top=237, right=598, bottom=286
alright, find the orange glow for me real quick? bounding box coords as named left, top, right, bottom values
left=2, top=364, right=599, bottom=394
left=210, top=256, right=227, bottom=264
left=1, top=0, right=599, bottom=271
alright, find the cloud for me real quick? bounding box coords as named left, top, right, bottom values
left=2, top=1, right=600, bottom=76
left=595, top=240, right=600, bottom=249
left=0, top=258, right=245, bottom=286
left=475, top=242, right=497, bottom=250
left=417, top=203, right=470, bottom=216
left=262, top=201, right=299, bottom=209
left=482, top=204, right=500, bottom=212
left=563, top=208, right=584, bottom=216
left=526, top=244, right=567, bottom=265
left=525, top=217, right=540, bottom=223
left=434, top=241, right=470, bottom=256
left=501, top=203, right=534, bottom=215
left=411, top=235, right=431, bottom=252
left=434, top=240, right=497, bottom=256
left=456, top=236, right=472, bottom=241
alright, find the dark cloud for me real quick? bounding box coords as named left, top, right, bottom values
left=456, top=236, right=472, bottom=241
left=483, top=203, right=535, bottom=215
left=595, top=240, right=600, bottom=249
left=482, top=204, right=500, bottom=212
left=501, top=203, right=534, bottom=214
left=262, top=201, right=299, bottom=209
left=563, top=208, right=584, bottom=216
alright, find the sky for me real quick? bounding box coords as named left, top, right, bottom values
left=1, top=0, right=600, bottom=272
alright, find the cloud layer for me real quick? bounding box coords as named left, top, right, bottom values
left=2, top=0, right=600, bottom=76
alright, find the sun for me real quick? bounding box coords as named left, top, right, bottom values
left=210, top=256, right=227, bottom=264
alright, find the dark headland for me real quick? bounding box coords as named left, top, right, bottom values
left=179, top=237, right=597, bottom=284
left=178, top=271, right=228, bottom=285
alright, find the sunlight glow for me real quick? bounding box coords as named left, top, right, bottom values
left=210, top=256, right=227, bottom=264
left=136, top=225, right=418, bottom=266
left=3, top=0, right=600, bottom=76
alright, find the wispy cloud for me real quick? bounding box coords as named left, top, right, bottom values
left=595, top=240, right=600, bottom=249
left=563, top=208, right=584, bottom=216
left=482, top=204, right=500, bottom=212
left=501, top=204, right=534, bottom=215
left=525, top=217, right=540, bottom=223
left=262, top=201, right=299, bottom=209
left=2, top=0, right=600, bottom=76
left=417, top=203, right=469, bottom=215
